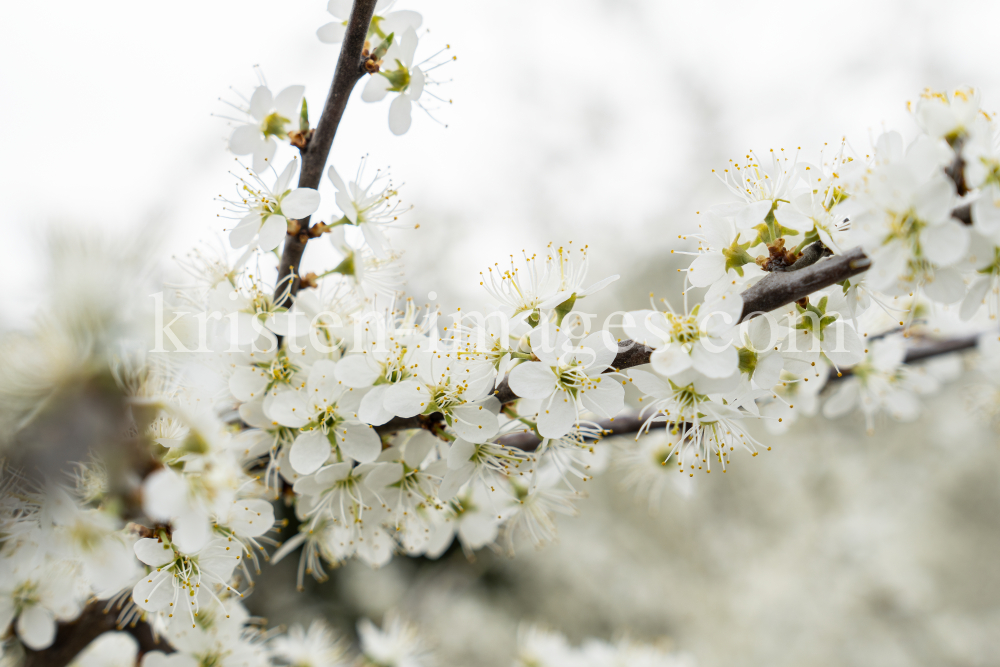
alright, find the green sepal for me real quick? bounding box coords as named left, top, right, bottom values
left=752, top=207, right=800, bottom=247
left=553, top=293, right=577, bottom=326
left=722, top=237, right=754, bottom=277
left=261, top=111, right=290, bottom=140
left=381, top=59, right=411, bottom=91
left=737, top=346, right=758, bottom=378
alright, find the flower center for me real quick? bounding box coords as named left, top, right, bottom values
left=260, top=111, right=290, bottom=139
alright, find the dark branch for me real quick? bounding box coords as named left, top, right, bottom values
left=22, top=601, right=169, bottom=667
left=275, top=0, right=378, bottom=307
left=738, top=247, right=870, bottom=322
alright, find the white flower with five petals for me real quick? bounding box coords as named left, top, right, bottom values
left=507, top=326, right=624, bottom=439
left=224, top=160, right=320, bottom=252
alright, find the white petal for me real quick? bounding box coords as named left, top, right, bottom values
left=409, top=67, right=425, bottom=100
left=687, top=253, right=727, bottom=288
left=735, top=200, right=773, bottom=229
left=822, top=322, right=864, bottom=367
left=359, top=385, right=395, bottom=425
left=229, top=124, right=260, bottom=155
left=289, top=431, right=332, bottom=475
left=361, top=75, right=392, bottom=103
left=753, top=351, right=784, bottom=389
left=403, top=431, right=437, bottom=467
left=627, top=368, right=671, bottom=397
left=650, top=344, right=693, bottom=377
left=361, top=223, right=390, bottom=259
left=364, top=462, right=403, bottom=491
left=132, top=571, right=174, bottom=613
left=920, top=220, right=969, bottom=267
left=334, top=422, right=381, bottom=463
left=248, top=86, right=273, bottom=121
left=922, top=266, right=966, bottom=304
left=326, top=0, right=352, bottom=18
left=274, top=161, right=299, bottom=194
left=398, top=27, right=419, bottom=67
left=282, top=188, right=321, bottom=219
left=171, top=511, right=210, bottom=554
left=507, top=362, right=557, bottom=399
left=252, top=138, right=277, bottom=173
left=451, top=403, right=500, bottom=443
left=335, top=354, right=380, bottom=387
left=774, top=203, right=813, bottom=232
left=273, top=85, right=305, bottom=119
left=225, top=499, right=275, bottom=538
left=579, top=379, right=624, bottom=419
left=258, top=215, right=287, bottom=252
left=388, top=94, right=413, bottom=135
left=229, top=214, right=261, bottom=249
left=17, top=604, right=56, bottom=651
left=317, top=21, right=347, bottom=43
left=438, top=464, right=473, bottom=501
left=382, top=380, right=428, bottom=418
left=229, top=366, right=269, bottom=402
left=383, top=10, right=423, bottom=33
left=447, top=438, right=476, bottom=469
left=747, top=315, right=776, bottom=351
left=327, top=165, right=348, bottom=192
left=133, top=538, right=174, bottom=567
left=691, top=340, right=738, bottom=378
left=267, top=390, right=311, bottom=428
left=575, top=330, right=618, bottom=372
left=822, top=380, right=859, bottom=418
left=960, top=276, right=991, bottom=321
left=622, top=310, right=669, bottom=347
left=537, top=390, right=577, bottom=439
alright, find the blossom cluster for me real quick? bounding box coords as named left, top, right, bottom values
left=2, top=0, right=998, bottom=660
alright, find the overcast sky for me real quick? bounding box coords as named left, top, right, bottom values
left=3, top=0, right=1000, bottom=322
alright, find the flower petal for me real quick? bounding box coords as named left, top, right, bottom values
left=334, top=422, right=381, bottom=463
left=258, top=216, right=286, bottom=252
left=536, top=390, right=576, bottom=439
left=735, top=200, right=773, bottom=229
left=273, top=85, right=305, bottom=119
left=361, top=75, right=392, bottom=103
left=248, top=86, right=273, bottom=121
left=133, top=538, right=174, bottom=567
left=388, top=94, right=413, bottom=135
left=317, top=21, right=347, bottom=43
left=229, top=124, right=260, bottom=155
left=282, top=188, right=321, bottom=219
left=508, top=362, right=557, bottom=399
left=289, top=430, right=332, bottom=475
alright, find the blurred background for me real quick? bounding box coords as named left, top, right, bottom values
left=2, top=0, right=1000, bottom=665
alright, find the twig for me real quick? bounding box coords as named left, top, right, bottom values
left=274, top=0, right=379, bottom=307
left=494, top=332, right=984, bottom=452
left=21, top=601, right=169, bottom=667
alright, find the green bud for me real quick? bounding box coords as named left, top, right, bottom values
left=299, top=98, right=309, bottom=133
left=372, top=32, right=394, bottom=61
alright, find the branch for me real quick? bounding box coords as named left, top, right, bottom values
left=21, top=601, right=169, bottom=667
left=274, top=0, right=379, bottom=307
left=495, top=332, right=984, bottom=452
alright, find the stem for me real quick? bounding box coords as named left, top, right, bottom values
left=21, top=601, right=170, bottom=667
left=274, top=0, right=379, bottom=307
